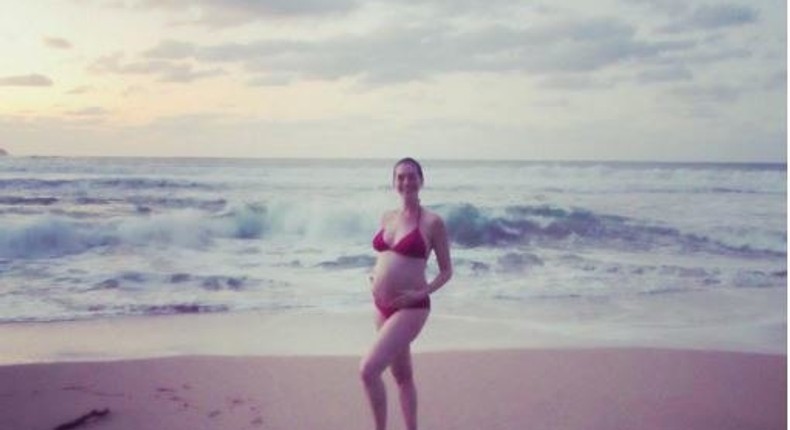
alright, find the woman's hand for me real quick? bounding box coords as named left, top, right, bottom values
left=390, top=288, right=429, bottom=308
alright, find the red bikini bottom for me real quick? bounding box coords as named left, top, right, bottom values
left=374, top=296, right=431, bottom=319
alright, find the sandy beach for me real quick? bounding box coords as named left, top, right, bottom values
left=1, top=349, right=785, bottom=430
left=0, top=311, right=785, bottom=430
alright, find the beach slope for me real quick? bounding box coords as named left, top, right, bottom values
left=0, top=348, right=784, bottom=430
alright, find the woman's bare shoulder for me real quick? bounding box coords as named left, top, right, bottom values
left=421, top=208, right=446, bottom=229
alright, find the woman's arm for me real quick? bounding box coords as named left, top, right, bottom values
left=426, top=215, right=452, bottom=294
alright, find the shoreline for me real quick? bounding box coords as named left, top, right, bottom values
left=0, top=308, right=784, bottom=365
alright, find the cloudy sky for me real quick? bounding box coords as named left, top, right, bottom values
left=0, top=0, right=785, bottom=161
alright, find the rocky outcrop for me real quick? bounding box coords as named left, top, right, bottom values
left=0, top=148, right=7, bottom=156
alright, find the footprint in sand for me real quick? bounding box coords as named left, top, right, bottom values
left=153, top=387, right=193, bottom=410
left=228, top=397, right=246, bottom=409
left=62, top=384, right=124, bottom=398
left=61, top=384, right=86, bottom=392
left=154, top=387, right=175, bottom=399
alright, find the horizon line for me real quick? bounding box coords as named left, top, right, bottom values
left=0, top=153, right=786, bottom=166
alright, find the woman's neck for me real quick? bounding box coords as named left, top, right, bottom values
left=400, top=196, right=421, bottom=214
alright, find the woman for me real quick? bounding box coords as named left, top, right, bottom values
left=360, top=157, right=453, bottom=430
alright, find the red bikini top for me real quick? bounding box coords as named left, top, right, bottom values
left=372, top=209, right=428, bottom=260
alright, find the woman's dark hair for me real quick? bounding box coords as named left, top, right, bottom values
left=393, top=157, right=424, bottom=183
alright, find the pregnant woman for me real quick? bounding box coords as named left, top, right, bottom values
left=360, top=157, right=453, bottom=430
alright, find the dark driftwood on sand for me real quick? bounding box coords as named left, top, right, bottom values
left=53, top=408, right=110, bottom=430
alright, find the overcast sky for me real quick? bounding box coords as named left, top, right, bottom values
left=0, top=0, right=785, bottom=162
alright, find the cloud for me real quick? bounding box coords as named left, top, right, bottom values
left=143, top=40, right=196, bottom=59
left=622, top=0, right=690, bottom=15
left=379, top=0, right=543, bottom=18
left=0, top=74, right=53, bottom=87
left=138, top=17, right=695, bottom=86
left=537, top=74, right=615, bottom=90
left=688, top=4, right=758, bottom=28
left=44, top=37, right=72, bottom=49
left=89, top=53, right=224, bottom=82
left=122, top=84, right=148, bottom=97
left=247, top=74, right=297, bottom=87
left=532, top=98, right=572, bottom=108
left=660, top=4, right=758, bottom=33
left=644, top=46, right=752, bottom=72
left=133, top=0, right=359, bottom=26
left=67, top=106, right=109, bottom=116
left=160, top=65, right=225, bottom=82
left=130, top=0, right=545, bottom=27
left=67, top=85, right=93, bottom=95
left=763, top=70, right=786, bottom=90
left=670, top=84, right=742, bottom=103
left=634, top=65, right=693, bottom=83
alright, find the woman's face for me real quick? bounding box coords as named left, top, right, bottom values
left=393, top=162, right=423, bottom=198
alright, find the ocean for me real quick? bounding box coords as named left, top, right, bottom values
left=0, top=156, right=785, bottom=350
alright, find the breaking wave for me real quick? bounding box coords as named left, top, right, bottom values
left=1, top=201, right=783, bottom=260
left=438, top=203, right=786, bottom=256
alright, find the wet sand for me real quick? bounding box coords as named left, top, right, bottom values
left=0, top=347, right=785, bottom=429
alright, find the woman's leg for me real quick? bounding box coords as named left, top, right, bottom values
left=361, top=311, right=389, bottom=430
left=391, top=346, right=418, bottom=430
left=360, top=309, right=429, bottom=430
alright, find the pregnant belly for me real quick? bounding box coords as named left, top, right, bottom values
left=371, top=254, right=426, bottom=305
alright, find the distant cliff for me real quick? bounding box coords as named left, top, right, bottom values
left=0, top=148, right=7, bottom=156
